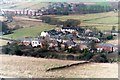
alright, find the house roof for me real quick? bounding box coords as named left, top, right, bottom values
left=98, top=43, right=117, bottom=48
left=65, top=40, right=76, bottom=46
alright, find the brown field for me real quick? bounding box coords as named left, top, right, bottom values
left=0, top=16, right=7, bottom=22
left=7, top=16, right=43, bottom=29
left=0, top=39, right=9, bottom=46
left=0, top=54, right=118, bottom=78
left=106, top=39, right=118, bottom=46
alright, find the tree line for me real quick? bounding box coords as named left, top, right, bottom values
left=40, top=16, right=81, bottom=27
left=42, top=2, right=114, bottom=15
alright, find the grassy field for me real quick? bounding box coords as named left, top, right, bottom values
left=1, top=2, right=50, bottom=9
left=0, top=54, right=118, bottom=78
left=1, top=11, right=118, bottom=40
left=3, top=24, right=55, bottom=39
left=54, top=11, right=118, bottom=31
left=1, top=16, right=56, bottom=40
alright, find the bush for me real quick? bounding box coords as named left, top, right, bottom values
left=80, top=51, right=94, bottom=61
left=90, top=53, right=108, bottom=63
left=66, top=55, right=74, bottom=60
left=107, top=34, right=113, bottom=40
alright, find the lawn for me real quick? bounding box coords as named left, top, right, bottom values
left=3, top=23, right=56, bottom=40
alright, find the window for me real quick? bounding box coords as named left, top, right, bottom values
left=35, top=42, right=37, bottom=44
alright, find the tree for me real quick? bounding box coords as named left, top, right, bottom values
left=40, top=16, right=52, bottom=23
left=63, top=19, right=81, bottom=27
left=112, top=26, right=116, bottom=31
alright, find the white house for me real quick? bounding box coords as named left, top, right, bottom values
left=61, top=27, right=76, bottom=33
left=31, top=40, right=41, bottom=47
left=31, top=38, right=42, bottom=47
left=40, top=31, right=50, bottom=37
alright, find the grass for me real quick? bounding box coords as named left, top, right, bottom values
left=55, top=12, right=117, bottom=21
left=3, top=23, right=56, bottom=39
left=0, top=2, right=50, bottom=9
left=0, top=54, right=118, bottom=78
left=54, top=11, right=118, bottom=31
left=85, top=16, right=118, bottom=24
left=2, top=11, right=119, bottom=39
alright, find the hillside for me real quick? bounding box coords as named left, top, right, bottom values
left=54, top=11, right=118, bottom=31
left=1, top=11, right=118, bottom=39
left=1, top=0, right=118, bottom=2
left=0, top=54, right=118, bottom=78
left=0, top=15, right=56, bottom=39
left=0, top=2, right=50, bottom=9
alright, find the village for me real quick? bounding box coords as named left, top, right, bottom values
left=18, top=26, right=118, bottom=53
left=0, top=0, right=119, bottom=78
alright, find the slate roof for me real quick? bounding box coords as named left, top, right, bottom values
left=98, top=43, right=117, bottom=48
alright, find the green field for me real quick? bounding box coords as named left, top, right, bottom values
left=1, top=2, right=50, bottom=9
left=3, top=23, right=56, bottom=40
left=54, top=11, right=118, bottom=31
left=2, top=11, right=119, bottom=40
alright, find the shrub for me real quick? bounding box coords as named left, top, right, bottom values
left=66, top=55, right=74, bottom=60
left=81, top=51, right=94, bottom=61
left=90, top=53, right=108, bottom=63
left=107, top=34, right=113, bottom=40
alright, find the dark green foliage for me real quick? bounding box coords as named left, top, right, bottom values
left=107, top=34, right=113, bottom=40
left=2, top=41, right=111, bottom=63
left=2, top=42, right=23, bottom=56
left=112, top=26, right=116, bottom=31
left=46, top=2, right=113, bottom=15
left=66, top=55, right=74, bottom=60
left=0, top=22, right=11, bottom=35
left=40, top=16, right=80, bottom=27
left=82, top=51, right=94, bottom=60
left=90, top=53, right=108, bottom=63
left=63, top=19, right=81, bottom=27
left=41, top=16, right=60, bottom=25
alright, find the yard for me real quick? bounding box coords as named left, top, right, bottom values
left=0, top=54, right=118, bottom=78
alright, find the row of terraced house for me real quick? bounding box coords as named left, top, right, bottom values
left=1, top=9, right=43, bottom=16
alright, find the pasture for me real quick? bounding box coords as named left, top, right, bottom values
left=55, top=11, right=118, bottom=31
left=0, top=2, right=50, bottom=9
left=3, top=24, right=56, bottom=39
left=1, top=12, right=118, bottom=40
left=1, top=16, right=56, bottom=40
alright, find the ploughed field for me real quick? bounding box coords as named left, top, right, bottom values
left=0, top=54, right=118, bottom=78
